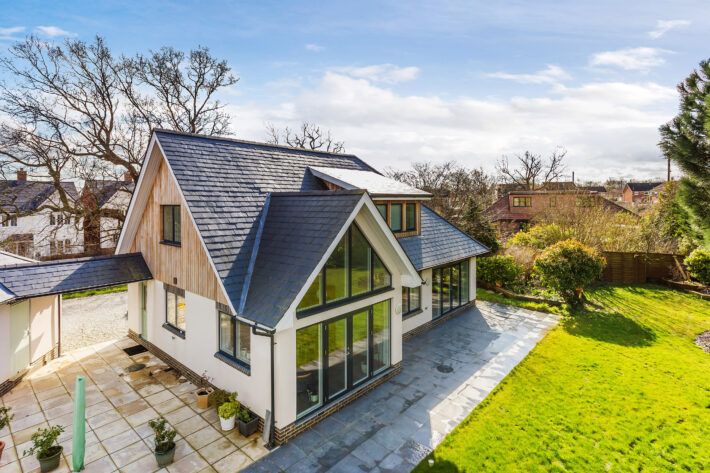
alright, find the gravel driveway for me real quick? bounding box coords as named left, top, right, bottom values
left=61, top=291, right=128, bottom=352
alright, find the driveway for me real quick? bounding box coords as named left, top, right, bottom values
left=245, top=301, right=559, bottom=472
left=61, top=291, right=128, bottom=352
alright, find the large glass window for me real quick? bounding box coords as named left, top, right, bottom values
left=376, top=204, right=388, bottom=221
left=218, top=311, right=251, bottom=366
left=296, top=299, right=391, bottom=418
left=390, top=204, right=402, bottom=232
left=402, top=285, right=421, bottom=316
left=432, top=269, right=441, bottom=318
left=461, top=260, right=470, bottom=302
left=432, top=260, right=471, bottom=318
left=406, top=203, right=416, bottom=231
left=165, top=285, right=185, bottom=333
left=162, top=205, right=181, bottom=244
left=297, top=224, right=391, bottom=313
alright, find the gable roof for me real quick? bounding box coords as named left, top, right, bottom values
left=398, top=206, right=488, bottom=269
left=151, top=130, right=380, bottom=314
left=309, top=166, right=432, bottom=198
left=626, top=182, right=665, bottom=192
left=240, top=190, right=365, bottom=327
left=83, top=180, right=135, bottom=207
left=0, top=181, right=78, bottom=213
left=0, top=253, right=151, bottom=302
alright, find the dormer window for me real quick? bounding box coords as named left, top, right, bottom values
left=390, top=204, right=402, bottom=231
left=512, top=197, right=532, bottom=207
left=405, top=204, right=416, bottom=231
left=374, top=201, right=420, bottom=236
left=161, top=205, right=181, bottom=245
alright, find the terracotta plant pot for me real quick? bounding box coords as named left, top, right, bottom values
left=0, top=439, right=5, bottom=462
left=219, top=415, right=235, bottom=431
left=195, top=387, right=213, bottom=410
left=154, top=443, right=176, bottom=467
left=37, top=446, right=63, bottom=473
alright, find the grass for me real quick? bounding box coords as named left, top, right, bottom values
left=62, top=284, right=127, bottom=300
left=476, top=287, right=569, bottom=317
left=416, top=284, right=710, bottom=472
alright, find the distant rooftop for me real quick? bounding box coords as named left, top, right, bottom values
left=309, top=166, right=432, bottom=198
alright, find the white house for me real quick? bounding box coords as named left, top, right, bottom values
left=116, top=130, right=488, bottom=445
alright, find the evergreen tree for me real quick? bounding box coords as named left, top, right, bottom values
left=659, top=59, right=710, bottom=247
left=461, top=197, right=499, bottom=252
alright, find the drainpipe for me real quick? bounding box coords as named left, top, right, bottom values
left=251, top=324, right=276, bottom=449
left=57, top=295, right=62, bottom=357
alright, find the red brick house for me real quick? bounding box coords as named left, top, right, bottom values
left=622, top=182, right=665, bottom=205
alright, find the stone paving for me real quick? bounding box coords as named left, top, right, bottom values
left=0, top=338, right=269, bottom=473
left=245, top=301, right=559, bottom=472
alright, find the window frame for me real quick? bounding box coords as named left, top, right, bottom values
left=161, top=205, right=182, bottom=246
left=163, top=284, right=186, bottom=337
left=216, top=307, right=251, bottom=372
left=431, top=259, right=470, bottom=319
left=389, top=203, right=403, bottom=232
left=401, top=285, right=422, bottom=317
left=512, top=197, right=532, bottom=207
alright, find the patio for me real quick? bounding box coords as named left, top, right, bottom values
left=0, top=300, right=557, bottom=473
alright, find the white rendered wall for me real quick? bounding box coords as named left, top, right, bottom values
left=0, top=305, right=10, bottom=383
left=29, top=295, right=58, bottom=364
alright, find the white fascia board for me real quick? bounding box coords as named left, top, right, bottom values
left=307, top=167, right=358, bottom=190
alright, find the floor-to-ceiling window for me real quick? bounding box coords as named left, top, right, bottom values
left=431, top=259, right=470, bottom=318
left=296, top=299, right=391, bottom=419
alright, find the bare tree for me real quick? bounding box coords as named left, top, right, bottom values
left=496, top=148, right=567, bottom=190
left=266, top=122, right=345, bottom=153
left=0, top=36, right=237, bottom=255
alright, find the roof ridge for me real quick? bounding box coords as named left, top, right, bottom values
left=271, top=190, right=366, bottom=197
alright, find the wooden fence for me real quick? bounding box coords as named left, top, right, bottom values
left=601, top=251, right=685, bottom=284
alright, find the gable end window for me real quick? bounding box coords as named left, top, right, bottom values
left=217, top=309, right=251, bottom=370
left=161, top=205, right=181, bottom=245
left=164, top=284, right=186, bottom=337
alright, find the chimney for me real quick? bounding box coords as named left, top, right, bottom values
left=572, top=171, right=575, bottom=183
left=123, top=171, right=133, bottom=183
left=17, top=169, right=27, bottom=181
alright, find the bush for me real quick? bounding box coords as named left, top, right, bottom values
left=533, top=239, right=605, bottom=304
left=509, top=223, right=572, bottom=250
left=148, top=417, right=177, bottom=454
left=685, top=248, right=710, bottom=285
left=23, top=425, right=64, bottom=459
left=0, top=406, right=12, bottom=431
left=477, top=255, right=523, bottom=288
left=209, top=389, right=237, bottom=411
left=218, top=400, right=238, bottom=419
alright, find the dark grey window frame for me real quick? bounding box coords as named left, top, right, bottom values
left=215, top=305, right=251, bottom=373
left=401, top=285, right=422, bottom=317
left=161, top=205, right=182, bottom=246
left=431, top=259, right=470, bottom=319
left=163, top=284, right=186, bottom=338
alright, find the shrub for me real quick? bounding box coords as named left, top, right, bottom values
left=509, top=223, right=572, bottom=250
left=209, top=389, right=237, bottom=411
left=477, top=255, right=523, bottom=288
left=148, top=417, right=177, bottom=454
left=533, top=239, right=606, bottom=304
left=685, top=248, right=710, bottom=285
left=237, top=405, right=253, bottom=423
left=23, top=425, right=64, bottom=459
left=0, top=406, right=12, bottom=431
left=217, top=400, right=238, bottom=420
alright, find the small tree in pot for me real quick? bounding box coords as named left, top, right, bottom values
left=148, top=416, right=177, bottom=467
left=236, top=405, right=259, bottom=437
left=23, top=425, right=64, bottom=473
left=0, top=407, right=13, bottom=462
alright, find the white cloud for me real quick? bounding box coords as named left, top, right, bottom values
left=0, top=26, right=25, bottom=40
left=648, top=19, right=690, bottom=39
left=335, top=64, right=420, bottom=84
left=589, top=47, right=666, bottom=72
left=487, top=65, right=571, bottom=84
left=35, top=26, right=76, bottom=37
left=305, top=43, right=324, bottom=52
left=228, top=72, right=677, bottom=180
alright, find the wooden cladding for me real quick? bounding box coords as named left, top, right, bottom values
left=129, top=154, right=229, bottom=305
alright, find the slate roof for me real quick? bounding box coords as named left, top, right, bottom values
left=83, top=180, right=135, bottom=207
left=154, top=130, right=378, bottom=315
left=0, top=253, right=151, bottom=302
left=241, top=191, right=364, bottom=327
left=0, top=181, right=78, bottom=213
left=398, top=206, right=489, bottom=270
left=309, top=166, right=432, bottom=198
left=626, top=182, right=664, bottom=192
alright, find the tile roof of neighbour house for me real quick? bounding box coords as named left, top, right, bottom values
left=83, top=180, right=135, bottom=207
left=580, top=186, right=607, bottom=193
left=0, top=253, right=151, bottom=302
left=626, top=182, right=665, bottom=192
left=0, top=181, right=79, bottom=213
left=308, top=166, right=432, bottom=198
left=398, top=206, right=489, bottom=270
left=241, top=190, right=365, bottom=327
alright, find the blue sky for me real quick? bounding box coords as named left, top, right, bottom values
left=2, top=0, right=709, bottom=181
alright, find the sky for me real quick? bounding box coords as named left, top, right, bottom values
left=1, top=0, right=709, bottom=182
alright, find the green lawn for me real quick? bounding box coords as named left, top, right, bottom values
left=416, top=285, right=710, bottom=472
left=62, top=283, right=127, bottom=300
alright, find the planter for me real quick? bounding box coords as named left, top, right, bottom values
left=37, top=446, right=63, bottom=473
left=195, top=387, right=214, bottom=410
left=154, top=443, right=176, bottom=468
left=237, top=414, right=259, bottom=437
left=219, top=416, right=235, bottom=431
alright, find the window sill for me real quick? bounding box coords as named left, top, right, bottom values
left=402, top=308, right=423, bottom=320
left=214, top=352, right=251, bottom=375
left=296, top=286, right=394, bottom=318
left=162, top=323, right=185, bottom=339
left=160, top=240, right=182, bottom=248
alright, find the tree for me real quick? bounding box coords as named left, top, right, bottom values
left=644, top=181, right=701, bottom=254
left=0, top=36, right=237, bottom=253
left=684, top=248, right=710, bottom=285
left=659, top=59, right=710, bottom=247
left=265, top=122, right=344, bottom=153
left=460, top=197, right=499, bottom=251
left=496, top=148, right=567, bottom=190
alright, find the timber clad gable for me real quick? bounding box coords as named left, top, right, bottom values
left=129, top=154, right=228, bottom=305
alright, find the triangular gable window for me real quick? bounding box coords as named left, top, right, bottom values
left=297, top=223, right=392, bottom=314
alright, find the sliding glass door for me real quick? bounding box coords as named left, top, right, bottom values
left=432, top=259, right=470, bottom=319
left=296, top=300, right=391, bottom=418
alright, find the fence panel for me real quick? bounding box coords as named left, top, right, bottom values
left=602, top=251, right=681, bottom=284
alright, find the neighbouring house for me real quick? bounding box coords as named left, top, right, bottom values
left=81, top=176, right=135, bottom=254
left=622, top=181, right=666, bottom=205
left=485, top=189, right=631, bottom=236
left=0, top=170, right=82, bottom=258
left=495, top=181, right=577, bottom=199
left=113, top=130, right=488, bottom=444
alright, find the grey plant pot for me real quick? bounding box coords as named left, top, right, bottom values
left=154, top=443, right=176, bottom=467
left=38, top=446, right=63, bottom=473
left=237, top=416, right=259, bottom=437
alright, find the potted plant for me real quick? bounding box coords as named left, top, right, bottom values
left=236, top=405, right=259, bottom=437
left=0, top=406, right=13, bottom=462
left=23, top=425, right=64, bottom=473
left=194, top=371, right=214, bottom=410
left=218, top=400, right=238, bottom=431
left=148, top=416, right=177, bottom=467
